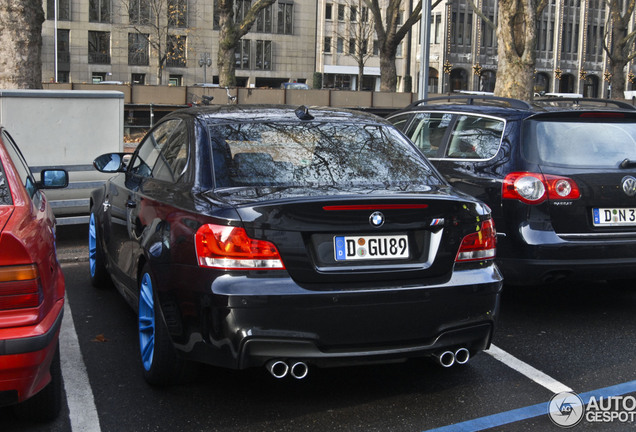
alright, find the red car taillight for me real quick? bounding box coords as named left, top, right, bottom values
left=0, top=264, right=42, bottom=310
left=502, top=172, right=580, bottom=204
left=195, top=224, right=285, bottom=270
left=456, top=219, right=496, bottom=262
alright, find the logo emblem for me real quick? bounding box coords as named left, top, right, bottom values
left=622, top=176, right=636, bottom=197
left=548, top=391, right=584, bottom=428
left=369, top=211, right=384, bottom=228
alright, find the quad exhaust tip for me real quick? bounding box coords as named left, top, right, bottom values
left=266, top=360, right=309, bottom=379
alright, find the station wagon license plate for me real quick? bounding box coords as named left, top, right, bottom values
left=593, top=208, right=636, bottom=226
left=334, top=235, right=409, bottom=261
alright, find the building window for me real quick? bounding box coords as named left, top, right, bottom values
left=168, top=0, right=188, bottom=28
left=57, top=29, right=70, bottom=66
left=277, top=2, right=293, bottom=35
left=325, top=3, right=332, bottom=20
left=349, top=38, right=356, bottom=55
left=235, top=0, right=250, bottom=22
left=396, top=41, right=403, bottom=57
left=88, top=31, right=110, bottom=64
left=128, top=33, right=149, bottom=66
left=373, top=40, right=379, bottom=56
left=433, top=14, right=442, bottom=44
left=89, top=0, right=111, bottom=23
left=92, top=72, right=107, bottom=83
left=361, top=6, right=368, bottom=22
left=256, top=4, right=273, bottom=32
left=166, top=35, right=186, bottom=67
left=338, top=4, right=345, bottom=21
left=255, top=40, right=272, bottom=70
left=337, top=37, right=344, bottom=54
left=350, top=6, right=357, bottom=22
left=324, top=36, right=332, bottom=53
left=235, top=39, right=250, bottom=69
left=168, top=75, right=182, bottom=86
left=132, top=73, right=146, bottom=85
left=129, top=0, right=151, bottom=25
left=47, top=0, right=71, bottom=21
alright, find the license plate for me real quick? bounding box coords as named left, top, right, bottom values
left=593, top=208, right=636, bottom=226
left=334, top=235, right=409, bottom=261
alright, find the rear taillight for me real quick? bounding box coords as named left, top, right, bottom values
left=0, top=264, right=42, bottom=310
left=502, top=172, right=580, bottom=204
left=195, top=224, right=285, bottom=270
left=456, top=219, right=496, bottom=262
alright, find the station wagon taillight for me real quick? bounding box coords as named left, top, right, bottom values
left=0, top=264, right=42, bottom=310
left=195, top=224, right=285, bottom=270
left=456, top=219, right=496, bottom=262
left=502, top=172, right=580, bottom=204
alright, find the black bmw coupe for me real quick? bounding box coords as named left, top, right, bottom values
left=89, top=105, right=502, bottom=384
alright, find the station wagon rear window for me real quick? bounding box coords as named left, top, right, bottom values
left=209, top=122, right=443, bottom=189
left=523, top=118, right=636, bottom=168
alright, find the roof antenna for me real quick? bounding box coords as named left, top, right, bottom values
left=295, top=105, right=314, bottom=120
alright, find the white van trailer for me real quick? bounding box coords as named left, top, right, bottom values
left=0, top=89, right=124, bottom=225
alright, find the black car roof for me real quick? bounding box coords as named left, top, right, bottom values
left=165, top=104, right=389, bottom=125
left=390, top=95, right=636, bottom=120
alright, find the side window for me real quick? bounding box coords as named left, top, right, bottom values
left=387, top=113, right=412, bottom=132
left=152, top=120, right=189, bottom=183
left=404, top=112, right=452, bottom=158
left=0, top=157, right=11, bottom=205
left=130, top=120, right=179, bottom=178
left=446, top=115, right=505, bottom=159
left=1, top=131, right=39, bottom=204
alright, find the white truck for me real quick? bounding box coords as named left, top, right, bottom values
left=0, top=89, right=124, bottom=225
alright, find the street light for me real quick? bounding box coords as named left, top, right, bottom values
left=198, top=52, right=212, bottom=83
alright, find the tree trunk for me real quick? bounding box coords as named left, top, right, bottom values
left=379, top=48, right=398, bottom=92
left=0, top=0, right=44, bottom=89
left=607, top=18, right=629, bottom=100
left=493, top=0, right=537, bottom=101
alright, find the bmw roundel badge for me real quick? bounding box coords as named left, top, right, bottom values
left=369, top=211, right=385, bottom=228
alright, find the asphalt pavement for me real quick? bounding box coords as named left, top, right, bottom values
left=56, top=225, right=89, bottom=264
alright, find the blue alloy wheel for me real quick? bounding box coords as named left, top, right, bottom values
left=139, top=273, right=156, bottom=371
left=88, top=213, right=97, bottom=278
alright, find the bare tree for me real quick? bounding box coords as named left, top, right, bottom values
left=332, top=0, right=376, bottom=90
left=0, top=0, right=44, bottom=88
left=603, top=0, right=636, bottom=99
left=216, top=0, right=276, bottom=87
left=363, top=0, right=423, bottom=92
left=121, top=0, right=191, bottom=85
left=468, top=0, right=547, bottom=100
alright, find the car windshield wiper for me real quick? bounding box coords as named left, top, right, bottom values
left=619, top=158, right=636, bottom=169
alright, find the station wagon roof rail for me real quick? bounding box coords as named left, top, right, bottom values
left=407, top=95, right=534, bottom=110
left=533, top=97, right=636, bottom=110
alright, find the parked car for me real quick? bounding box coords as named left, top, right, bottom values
left=0, top=127, right=68, bottom=421
left=388, top=95, right=636, bottom=285
left=89, top=105, right=502, bottom=383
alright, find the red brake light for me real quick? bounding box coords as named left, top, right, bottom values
left=502, top=172, right=580, bottom=204
left=0, top=264, right=42, bottom=310
left=456, top=219, right=496, bottom=262
left=195, top=224, right=285, bottom=270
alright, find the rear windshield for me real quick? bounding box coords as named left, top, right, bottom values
left=523, top=118, right=636, bottom=168
left=209, top=122, right=443, bottom=189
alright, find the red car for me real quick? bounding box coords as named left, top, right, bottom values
left=0, top=127, right=68, bottom=421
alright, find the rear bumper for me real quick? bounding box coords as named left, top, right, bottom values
left=497, top=224, right=636, bottom=284
left=174, top=266, right=502, bottom=369
left=0, top=299, right=64, bottom=405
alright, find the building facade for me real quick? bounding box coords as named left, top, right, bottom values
left=41, top=0, right=317, bottom=88
left=41, top=0, right=634, bottom=97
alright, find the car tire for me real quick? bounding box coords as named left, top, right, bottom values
left=88, top=211, right=110, bottom=289
left=13, top=342, right=62, bottom=422
left=138, top=264, right=194, bottom=386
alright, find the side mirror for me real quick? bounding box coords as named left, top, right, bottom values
left=39, top=169, right=69, bottom=189
left=94, top=153, right=128, bottom=173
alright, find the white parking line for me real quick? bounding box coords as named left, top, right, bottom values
left=487, top=344, right=573, bottom=394
left=60, top=294, right=102, bottom=432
